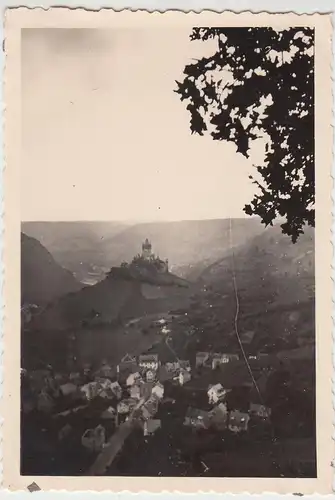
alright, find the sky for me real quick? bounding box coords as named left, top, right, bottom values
left=21, top=28, right=263, bottom=222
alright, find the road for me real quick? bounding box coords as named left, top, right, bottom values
left=165, top=336, right=179, bottom=361
left=88, top=397, right=145, bottom=475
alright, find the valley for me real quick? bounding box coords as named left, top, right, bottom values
left=20, top=218, right=316, bottom=478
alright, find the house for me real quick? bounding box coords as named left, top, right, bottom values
left=207, top=383, right=229, bottom=404
left=81, top=382, right=100, bottom=400
left=212, top=353, right=225, bottom=369
left=154, top=318, right=167, bottom=326
left=165, top=362, right=179, bottom=373
left=81, top=425, right=105, bottom=452
left=110, top=381, right=122, bottom=400
left=179, top=360, right=191, bottom=372
left=117, top=398, right=137, bottom=414
left=143, top=419, right=161, bottom=437
left=184, top=408, right=210, bottom=429
left=118, top=353, right=138, bottom=374
left=95, top=377, right=113, bottom=389
left=161, top=326, right=171, bottom=335
left=139, top=354, right=159, bottom=370
left=221, top=354, right=239, bottom=364
left=152, top=382, right=164, bottom=400
left=99, top=387, right=116, bottom=400
left=228, top=410, right=250, bottom=433
left=146, top=370, right=156, bottom=382
left=37, top=391, right=54, bottom=413
left=101, top=406, right=116, bottom=420
left=249, top=403, right=271, bottom=419
left=141, top=395, right=159, bottom=420
left=130, top=384, right=141, bottom=400
left=209, top=403, right=228, bottom=430
left=59, top=382, right=78, bottom=397
left=141, top=382, right=154, bottom=399
left=195, top=352, right=210, bottom=367
left=120, top=353, right=137, bottom=363
left=130, top=381, right=144, bottom=400
left=178, top=369, right=191, bottom=386
left=131, top=381, right=154, bottom=400
left=126, top=372, right=142, bottom=386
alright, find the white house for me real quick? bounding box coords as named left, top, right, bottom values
left=152, top=382, right=164, bottom=400
left=178, top=370, right=191, bottom=386
left=161, top=326, right=171, bottom=335
left=81, top=382, right=100, bottom=400
left=146, top=370, right=155, bottom=382
left=130, top=383, right=141, bottom=400
left=228, top=410, right=250, bottom=433
left=221, top=354, right=239, bottom=363
left=139, top=354, right=159, bottom=371
left=207, top=383, right=229, bottom=404
left=126, top=371, right=142, bottom=386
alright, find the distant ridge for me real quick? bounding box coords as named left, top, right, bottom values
left=22, top=218, right=265, bottom=283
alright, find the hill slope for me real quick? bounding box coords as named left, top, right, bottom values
left=21, top=221, right=128, bottom=283
left=200, top=223, right=314, bottom=305
left=21, top=232, right=83, bottom=306
left=31, top=267, right=195, bottom=332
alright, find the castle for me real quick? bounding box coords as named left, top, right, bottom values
left=131, top=239, right=169, bottom=273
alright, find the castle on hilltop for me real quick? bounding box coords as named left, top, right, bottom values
left=120, top=238, right=169, bottom=274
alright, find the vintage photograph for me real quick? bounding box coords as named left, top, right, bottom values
left=3, top=8, right=333, bottom=493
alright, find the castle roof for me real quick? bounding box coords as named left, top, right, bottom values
left=142, top=238, right=152, bottom=249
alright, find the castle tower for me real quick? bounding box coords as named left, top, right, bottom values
left=142, top=238, right=152, bottom=260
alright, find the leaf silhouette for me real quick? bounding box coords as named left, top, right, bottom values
left=175, top=27, right=315, bottom=242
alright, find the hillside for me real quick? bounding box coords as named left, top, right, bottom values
left=21, top=233, right=83, bottom=306
left=200, top=223, right=314, bottom=306
left=22, top=218, right=265, bottom=283
left=189, top=223, right=315, bottom=356
left=30, top=267, right=195, bottom=332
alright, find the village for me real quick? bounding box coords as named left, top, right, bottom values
left=21, top=308, right=277, bottom=476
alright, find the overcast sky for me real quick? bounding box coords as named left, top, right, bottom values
left=21, top=28, right=263, bottom=222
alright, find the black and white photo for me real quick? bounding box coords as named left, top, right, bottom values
left=3, top=9, right=333, bottom=493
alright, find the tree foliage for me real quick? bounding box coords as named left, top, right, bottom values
left=175, top=27, right=314, bottom=242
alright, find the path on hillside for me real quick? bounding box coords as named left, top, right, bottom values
left=88, top=398, right=145, bottom=475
